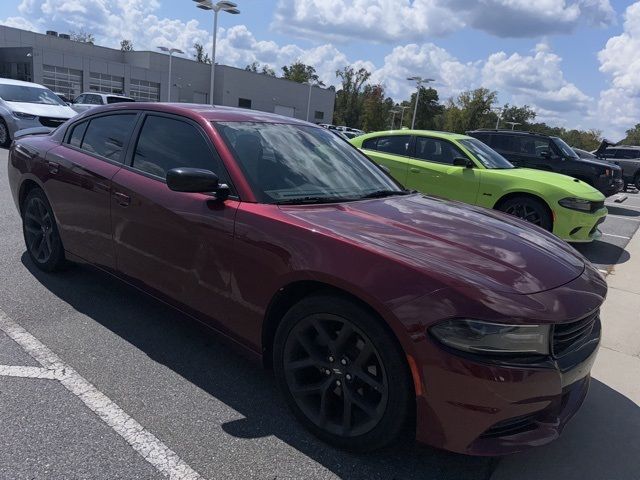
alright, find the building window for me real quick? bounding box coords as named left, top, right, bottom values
left=314, top=111, right=324, bottom=120
left=130, top=79, right=160, bottom=102
left=89, top=72, right=124, bottom=95
left=42, top=65, right=81, bottom=98
left=238, top=98, right=252, bottom=109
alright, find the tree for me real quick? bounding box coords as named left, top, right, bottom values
left=193, top=43, right=211, bottom=64
left=442, top=88, right=498, bottom=133
left=333, top=66, right=371, bottom=128
left=70, top=29, right=95, bottom=44
left=245, top=61, right=275, bottom=76
left=623, top=124, right=640, bottom=145
left=361, top=85, right=394, bottom=132
left=281, top=61, right=323, bottom=85
left=500, top=104, right=536, bottom=126
left=402, top=87, right=444, bottom=130
left=120, top=39, right=134, bottom=52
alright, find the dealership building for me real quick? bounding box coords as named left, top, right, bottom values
left=0, top=24, right=335, bottom=123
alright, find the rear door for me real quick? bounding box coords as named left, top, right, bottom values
left=404, top=135, right=480, bottom=204
left=359, top=135, right=412, bottom=185
left=43, top=112, right=139, bottom=270
left=110, top=113, right=239, bottom=331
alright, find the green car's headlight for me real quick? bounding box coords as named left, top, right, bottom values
left=429, top=319, right=550, bottom=355
left=558, top=197, right=592, bottom=212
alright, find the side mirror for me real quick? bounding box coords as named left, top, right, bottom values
left=453, top=157, right=474, bottom=168
left=166, top=167, right=230, bottom=201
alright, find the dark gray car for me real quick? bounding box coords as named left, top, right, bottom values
left=599, top=145, right=640, bottom=190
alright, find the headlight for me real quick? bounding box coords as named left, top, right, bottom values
left=558, top=197, right=592, bottom=212
left=429, top=319, right=550, bottom=355
left=12, top=111, right=37, bottom=120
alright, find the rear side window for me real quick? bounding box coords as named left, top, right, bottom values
left=132, top=115, right=222, bottom=179
left=68, top=121, right=88, bottom=148
left=362, top=138, right=377, bottom=150
left=81, top=114, right=137, bottom=163
left=372, top=135, right=411, bottom=156
left=492, top=134, right=515, bottom=152
left=615, top=149, right=640, bottom=159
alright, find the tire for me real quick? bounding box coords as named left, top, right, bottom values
left=634, top=174, right=640, bottom=191
left=497, top=196, right=553, bottom=232
left=0, top=119, right=10, bottom=148
left=273, top=293, right=413, bottom=452
left=22, top=188, right=66, bottom=272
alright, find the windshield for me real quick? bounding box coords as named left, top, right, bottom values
left=0, top=84, right=66, bottom=106
left=458, top=138, right=514, bottom=169
left=552, top=137, right=580, bottom=159
left=216, top=122, right=403, bottom=204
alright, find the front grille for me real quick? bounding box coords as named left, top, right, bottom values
left=553, top=312, right=598, bottom=357
left=479, top=413, right=538, bottom=439
left=39, top=117, right=67, bottom=128
left=590, top=201, right=605, bottom=213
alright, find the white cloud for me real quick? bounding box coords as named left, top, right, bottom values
left=273, top=0, right=616, bottom=42
left=0, top=16, right=37, bottom=31
left=597, top=1, right=640, bottom=138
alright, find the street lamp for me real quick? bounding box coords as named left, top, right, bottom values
left=506, top=121, right=521, bottom=130
left=398, top=105, right=410, bottom=129
left=407, top=76, right=435, bottom=130
left=192, top=0, right=240, bottom=106
left=306, top=80, right=321, bottom=122
left=157, top=46, right=184, bottom=102
left=389, top=109, right=401, bottom=129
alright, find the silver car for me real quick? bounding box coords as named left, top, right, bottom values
left=71, top=92, right=135, bottom=113
left=0, top=78, right=77, bottom=147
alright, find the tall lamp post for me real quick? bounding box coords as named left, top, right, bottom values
left=193, top=0, right=240, bottom=105
left=157, top=46, right=184, bottom=102
left=506, top=121, right=521, bottom=130
left=399, top=105, right=410, bottom=129
left=407, top=76, right=434, bottom=130
left=390, top=109, right=401, bottom=129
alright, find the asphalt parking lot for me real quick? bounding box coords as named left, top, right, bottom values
left=0, top=146, right=638, bottom=480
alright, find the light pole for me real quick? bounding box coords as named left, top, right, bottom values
left=157, top=46, right=184, bottom=102
left=506, top=121, right=521, bottom=130
left=390, top=109, right=400, bottom=129
left=306, top=80, right=319, bottom=122
left=493, top=107, right=503, bottom=129
left=399, top=105, right=410, bottom=129
left=407, top=76, right=434, bottom=130
left=193, top=1, right=240, bottom=105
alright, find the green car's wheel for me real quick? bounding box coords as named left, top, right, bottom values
left=498, top=196, right=552, bottom=232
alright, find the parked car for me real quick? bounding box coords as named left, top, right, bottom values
left=53, top=92, right=72, bottom=105
left=468, top=129, right=624, bottom=197
left=598, top=145, right=640, bottom=190
left=351, top=130, right=607, bottom=243
left=71, top=92, right=135, bottom=113
left=0, top=78, right=77, bottom=147
left=8, top=103, right=606, bottom=456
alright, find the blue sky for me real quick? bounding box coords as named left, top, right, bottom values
left=2, top=1, right=639, bottom=137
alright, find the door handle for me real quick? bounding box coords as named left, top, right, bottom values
left=46, top=161, right=59, bottom=174
left=409, top=167, right=421, bottom=173
left=114, top=192, right=131, bottom=207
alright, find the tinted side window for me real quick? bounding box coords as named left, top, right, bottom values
left=511, top=136, right=552, bottom=157
left=362, top=138, right=377, bottom=150
left=471, top=132, right=491, bottom=144
left=616, top=149, right=640, bottom=159
left=74, top=95, right=85, bottom=104
left=415, top=137, right=465, bottom=165
left=132, top=115, right=221, bottom=179
left=67, top=121, right=88, bottom=147
left=86, top=94, right=103, bottom=105
left=81, top=114, right=137, bottom=163
left=373, top=135, right=411, bottom=156
left=492, top=135, right=515, bottom=152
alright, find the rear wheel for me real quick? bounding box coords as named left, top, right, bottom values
left=0, top=119, right=10, bottom=148
left=22, top=188, right=65, bottom=272
left=273, top=294, right=413, bottom=451
left=497, top=196, right=553, bottom=232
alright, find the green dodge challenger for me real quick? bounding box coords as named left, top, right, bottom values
left=350, top=130, right=607, bottom=243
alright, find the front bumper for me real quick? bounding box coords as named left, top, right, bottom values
left=594, top=176, right=624, bottom=197
left=553, top=206, right=607, bottom=243
left=414, top=317, right=600, bottom=455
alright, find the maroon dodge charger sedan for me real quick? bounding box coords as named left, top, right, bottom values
left=7, top=103, right=606, bottom=455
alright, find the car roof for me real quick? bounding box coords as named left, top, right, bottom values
left=607, top=145, right=640, bottom=150
left=360, top=129, right=471, bottom=141
left=77, top=102, right=316, bottom=125
left=0, top=77, right=48, bottom=88
left=468, top=129, right=549, bottom=137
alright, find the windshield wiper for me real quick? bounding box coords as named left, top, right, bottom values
left=359, top=189, right=412, bottom=199
left=275, top=196, right=357, bottom=205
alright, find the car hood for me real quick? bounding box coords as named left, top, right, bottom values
left=280, top=194, right=586, bottom=295
left=490, top=168, right=605, bottom=200
left=4, top=101, right=76, bottom=119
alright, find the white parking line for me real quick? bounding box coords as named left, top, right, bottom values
left=605, top=215, right=640, bottom=221
left=0, top=308, right=205, bottom=480
left=601, top=232, right=632, bottom=240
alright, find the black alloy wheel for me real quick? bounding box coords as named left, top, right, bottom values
left=274, top=294, right=413, bottom=451
left=22, top=189, right=65, bottom=271
left=0, top=119, right=10, bottom=148
left=498, top=196, right=552, bottom=231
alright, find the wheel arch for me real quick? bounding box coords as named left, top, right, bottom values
left=493, top=191, right=554, bottom=228
left=18, top=178, right=43, bottom=215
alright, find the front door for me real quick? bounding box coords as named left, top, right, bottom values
left=404, top=136, right=480, bottom=204
left=110, top=113, right=239, bottom=332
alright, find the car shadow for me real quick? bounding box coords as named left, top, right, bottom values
left=490, top=379, right=640, bottom=480
left=573, top=240, right=630, bottom=266
left=21, top=254, right=494, bottom=480
left=606, top=205, right=640, bottom=217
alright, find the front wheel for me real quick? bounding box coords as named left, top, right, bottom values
left=22, top=188, right=66, bottom=272
left=0, top=119, right=10, bottom=148
left=273, top=294, right=413, bottom=451
left=497, top=196, right=553, bottom=232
